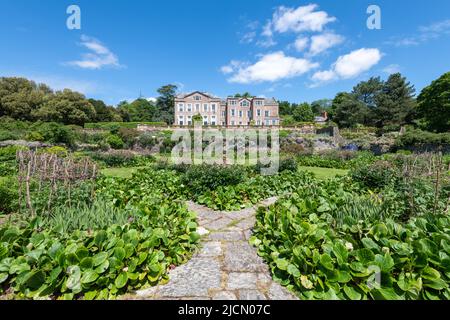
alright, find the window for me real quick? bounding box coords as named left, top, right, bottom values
left=194, top=95, right=202, bottom=101
left=187, top=116, right=192, bottom=125
left=178, top=116, right=184, bottom=126
left=211, top=116, right=216, bottom=126
left=222, top=121, right=225, bottom=126
left=240, top=100, right=250, bottom=107
left=231, top=109, right=235, bottom=117
left=203, top=104, right=209, bottom=112
left=247, top=110, right=251, bottom=118
left=211, top=104, right=216, bottom=112
left=257, top=120, right=261, bottom=125
left=203, top=116, right=208, bottom=126
left=265, top=120, right=270, bottom=126
left=239, top=110, right=243, bottom=118
left=178, top=103, right=184, bottom=112
left=272, top=119, right=277, bottom=125
left=222, top=111, right=226, bottom=117
left=257, top=109, right=261, bottom=117
left=187, top=104, right=192, bottom=112
left=195, top=104, right=200, bottom=112
left=265, top=110, right=270, bottom=117
left=230, top=100, right=237, bottom=105
left=239, top=121, right=242, bottom=125
left=255, top=100, right=263, bottom=106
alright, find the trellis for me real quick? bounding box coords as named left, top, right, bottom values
left=16, top=151, right=97, bottom=216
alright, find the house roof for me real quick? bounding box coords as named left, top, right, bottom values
left=176, top=91, right=279, bottom=105
left=176, top=91, right=220, bottom=99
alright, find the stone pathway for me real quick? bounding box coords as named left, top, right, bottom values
left=132, top=198, right=298, bottom=300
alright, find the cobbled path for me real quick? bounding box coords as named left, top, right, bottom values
left=131, top=198, right=298, bottom=300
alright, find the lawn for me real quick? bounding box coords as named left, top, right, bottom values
left=101, top=167, right=145, bottom=179
left=101, top=165, right=348, bottom=181
left=298, top=166, right=349, bottom=180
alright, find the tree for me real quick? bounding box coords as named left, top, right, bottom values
left=279, top=101, right=293, bottom=116
left=373, top=73, right=416, bottom=128
left=417, top=72, right=450, bottom=132
left=332, top=93, right=368, bottom=128
left=156, top=84, right=178, bottom=124
left=33, top=89, right=96, bottom=126
left=0, top=77, right=48, bottom=120
left=89, top=99, right=122, bottom=122
left=352, top=77, right=383, bottom=108
left=292, top=103, right=314, bottom=122
left=311, top=99, right=332, bottom=115
left=118, top=98, right=157, bottom=122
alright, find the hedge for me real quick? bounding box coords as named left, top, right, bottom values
left=84, top=122, right=167, bottom=130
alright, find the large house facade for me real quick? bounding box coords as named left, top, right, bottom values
left=174, top=91, right=280, bottom=127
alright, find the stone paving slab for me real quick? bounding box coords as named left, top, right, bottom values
left=133, top=197, right=298, bottom=301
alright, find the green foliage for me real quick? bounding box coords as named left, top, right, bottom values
left=43, top=197, right=135, bottom=235
left=84, top=122, right=167, bottom=130
left=0, top=177, right=18, bottom=214
left=395, top=128, right=450, bottom=150
left=251, top=178, right=450, bottom=300
left=350, top=161, right=399, bottom=190
left=90, top=151, right=154, bottom=168
left=332, top=93, right=368, bottom=128
left=293, top=103, right=315, bottom=122
left=279, top=158, right=298, bottom=172
left=181, top=165, right=247, bottom=196
left=297, top=151, right=376, bottom=170
left=0, top=197, right=200, bottom=299
left=106, top=135, right=124, bottom=150
left=417, top=72, right=450, bottom=133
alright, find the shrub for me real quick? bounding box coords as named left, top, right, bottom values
left=0, top=177, right=18, bottom=214
left=84, top=122, right=167, bottom=130
left=181, top=165, right=247, bottom=196
left=137, top=133, right=157, bottom=149
left=396, top=129, right=450, bottom=150
left=25, top=131, right=45, bottom=142
left=0, top=131, right=20, bottom=141
left=106, top=135, right=124, bottom=150
left=38, top=146, right=69, bottom=157
left=117, top=128, right=139, bottom=147
left=350, top=160, right=398, bottom=189
left=31, top=122, right=75, bottom=146
left=279, top=158, right=298, bottom=172
left=90, top=150, right=137, bottom=167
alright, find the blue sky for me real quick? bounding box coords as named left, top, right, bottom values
left=0, top=0, right=449, bottom=105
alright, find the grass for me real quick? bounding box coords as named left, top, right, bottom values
left=298, top=166, right=349, bottom=180
left=101, top=167, right=145, bottom=179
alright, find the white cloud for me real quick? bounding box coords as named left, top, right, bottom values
left=333, top=48, right=382, bottom=79
left=293, top=36, right=309, bottom=52
left=383, top=64, right=401, bottom=74
left=66, top=35, right=123, bottom=70
left=220, top=65, right=234, bottom=74
left=387, top=19, right=450, bottom=47
left=226, top=51, right=319, bottom=84
left=240, top=31, right=256, bottom=44
left=220, top=60, right=247, bottom=74
left=311, top=70, right=336, bottom=82
left=270, top=4, right=336, bottom=34
left=309, top=33, right=344, bottom=56
left=311, top=48, right=382, bottom=86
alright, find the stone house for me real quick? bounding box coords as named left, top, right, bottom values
left=174, top=91, right=280, bottom=127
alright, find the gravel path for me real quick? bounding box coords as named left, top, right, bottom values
left=131, top=198, right=298, bottom=300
